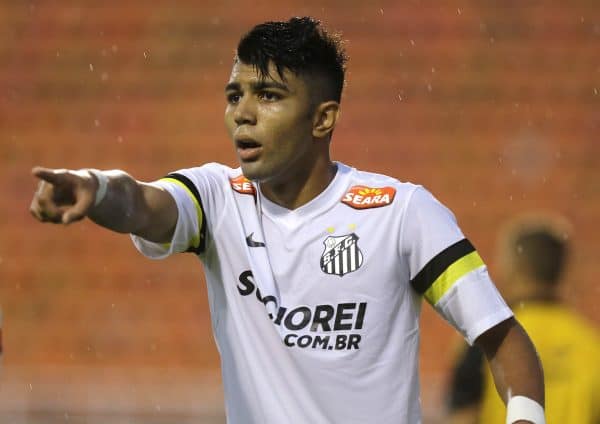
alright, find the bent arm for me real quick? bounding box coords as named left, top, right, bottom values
left=475, top=317, right=544, bottom=423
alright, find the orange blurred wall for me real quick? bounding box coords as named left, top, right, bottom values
left=1, top=1, right=598, bottom=422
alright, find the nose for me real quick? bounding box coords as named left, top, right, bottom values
left=233, top=96, right=257, bottom=126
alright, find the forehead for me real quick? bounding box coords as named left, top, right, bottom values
left=227, top=60, right=303, bottom=90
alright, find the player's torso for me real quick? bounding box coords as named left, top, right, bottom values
left=199, top=164, right=424, bottom=423
left=208, top=166, right=420, bottom=356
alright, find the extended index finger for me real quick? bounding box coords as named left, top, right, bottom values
left=32, top=167, right=70, bottom=185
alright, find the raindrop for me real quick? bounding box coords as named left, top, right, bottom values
left=397, top=94, right=403, bottom=101
left=409, top=39, right=415, bottom=46
left=379, top=8, right=384, bottom=15
left=143, top=51, right=149, bottom=59
left=594, top=88, right=598, bottom=95
left=457, top=8, right=462, bottom=15
left=94, top=119, right=101, bottom=127
left=89, top=63, right=94, bottom=72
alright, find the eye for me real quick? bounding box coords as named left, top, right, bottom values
left=259, top=91, right=282, bottom=102
left=227, top=92, right=241, bottom=104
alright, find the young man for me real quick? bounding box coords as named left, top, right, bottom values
left=447, top=214, right=600, bottom=424
left=30, top=17, right=544, bottom=424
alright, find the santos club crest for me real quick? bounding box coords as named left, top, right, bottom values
left=320, top=233, right=364, bottom=277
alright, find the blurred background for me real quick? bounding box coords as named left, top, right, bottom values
left=1, top=1, right=598, bottom=423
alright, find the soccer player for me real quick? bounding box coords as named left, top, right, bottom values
left=447, top=214, right=600, bottom=424
left=30, top=17, right=545, bottom=424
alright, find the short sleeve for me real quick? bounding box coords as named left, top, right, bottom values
left=400, top=186, right=513, bottom=344
left=131, top=164, right=225, bottom=259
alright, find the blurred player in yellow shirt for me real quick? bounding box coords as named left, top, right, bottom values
left=447, top=213, right=600, bottom=423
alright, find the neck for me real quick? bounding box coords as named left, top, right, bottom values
left=506, top=276, right=560, bottom=306
left=260, top=156, right=337, bottom=210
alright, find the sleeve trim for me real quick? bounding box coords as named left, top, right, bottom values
left=411, top=238, right=476, bottom=295
left=162, top=173, right=206, bottom=254
left=424, top=252, right=485, bottom=305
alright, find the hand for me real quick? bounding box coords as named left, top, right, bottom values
left=30, top=167, right=98, bottom=224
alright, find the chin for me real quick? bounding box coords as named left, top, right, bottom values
left=239, top=162, right=267, bottom=182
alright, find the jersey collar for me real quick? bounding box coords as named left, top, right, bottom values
left=257, top=162, right=352, bottom=223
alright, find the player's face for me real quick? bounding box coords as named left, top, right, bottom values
left=224, top=61, right=317, bottom=183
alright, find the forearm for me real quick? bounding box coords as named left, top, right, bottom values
left=477, top=318, right=545, bottom=423
left=88, top=171, right=176, bottom=242
left=87, top=170, right=147, bottom=234
left=485, top=319, right=544, bottom=406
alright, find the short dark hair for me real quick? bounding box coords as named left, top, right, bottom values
left=236, top=17, right=347, bottom=102
left=500, top=212, right=572, bottom=285
left=514, top=227, right=568, bottom=285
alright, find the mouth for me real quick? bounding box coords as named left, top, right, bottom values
left=235, top=138, right=263, bottom=162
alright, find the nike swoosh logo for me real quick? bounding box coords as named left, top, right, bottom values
left=246, top=232, right=266, bottom=247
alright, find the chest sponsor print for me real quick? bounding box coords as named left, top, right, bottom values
left=320, top=233, right=364, bottom=277
left=342, top=185, right=396, bottom=209
left=229, top=174, right=256, bottom=195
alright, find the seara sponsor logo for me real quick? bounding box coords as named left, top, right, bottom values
left=341, top=186, right=396, bottom=209
left=237, top=270, right=367, bottom=351
left=229, top=175, right=256, bottom=195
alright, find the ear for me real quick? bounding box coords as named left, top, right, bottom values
left=312, top=101, right=340, bottom=139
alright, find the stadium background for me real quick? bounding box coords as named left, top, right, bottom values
left=1, top=1, right=598, bottom=422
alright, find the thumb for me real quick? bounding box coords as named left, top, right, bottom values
left=61, top=185, right=95, bottom=224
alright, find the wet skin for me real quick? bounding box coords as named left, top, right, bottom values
left=224, top=61, right=337, bottom=210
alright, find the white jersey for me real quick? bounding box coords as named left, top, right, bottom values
left=131, top=162, right=512, bottom=424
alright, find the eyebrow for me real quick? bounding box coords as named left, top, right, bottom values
left=225, top=80, right=290, bottom=93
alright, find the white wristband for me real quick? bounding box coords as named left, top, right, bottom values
left=506, top=395, right=545, bottom=424
left=88, top=169, right=109, bottom=206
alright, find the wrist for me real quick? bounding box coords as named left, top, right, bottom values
left=87, top=169, right=109, bottom=206
left=506, top=395, right=545, bottom=424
